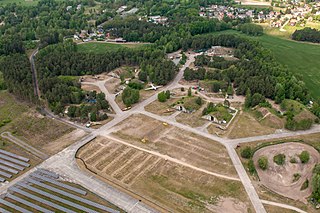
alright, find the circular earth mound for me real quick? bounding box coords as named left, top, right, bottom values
left=253, top=142, right=320, bottom=202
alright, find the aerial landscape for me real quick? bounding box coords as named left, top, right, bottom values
left=0, top=0, right=320, bottom=212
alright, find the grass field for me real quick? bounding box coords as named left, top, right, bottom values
left=0, top=91, right=78, bottom=155
left=213, top=30, right=320, bottom=98
left=77, top=42, right=147, bottom=53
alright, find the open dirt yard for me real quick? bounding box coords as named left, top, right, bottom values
left=76, top=137, right=252, bottom=213
left=227, top=111, right=279, bottom=139
left=41, top=129, right=87, bottom=155
left=253, top=143, right=320, bottom=202
left=81, top=84, right=101, bottom=93
left=237, top=136, right=320, bottom=213
left=145, top=98, right=178, bottom=116
left=105, top=78, right=121, bottom=94
left=110, top=114, right=237, bottom=177
left=263, top=204, right=297, bottom=213
left=175, top=104, right=208, bottom=128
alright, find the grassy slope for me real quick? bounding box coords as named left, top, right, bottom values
left=77, top=42, right=146, bottom=54
left=212, top=30, right=320, bottom=98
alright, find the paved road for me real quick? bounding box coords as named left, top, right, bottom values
left=261, top=200, right=307, bottom=213
left=81, top=80, right=123, bottom=115
left=29, top=49, right=41, bottom=98
left=1, top=132, right=48, bottom=160
left=41, top=108, right=93, bottom=133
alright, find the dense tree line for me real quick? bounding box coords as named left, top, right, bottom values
left=292, top=27, right=320, bottom=43
left=35, top=40, right=176, bottom=110
left=238, top=23, right=263, bottom=36
left=182, top=34, right=310, bottom=104
left=0, top=53, right=35, bottom=102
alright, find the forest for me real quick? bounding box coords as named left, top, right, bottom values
left=292, top=27, right=320, bottom=43
left=0, top=0, right=318, bottom=123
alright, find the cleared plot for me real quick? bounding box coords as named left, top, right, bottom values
left=227, top=111, right=276, bottom=139
left=175, top=103, right=208, bottom=128
left=253, top=143, right=320, bottom=202
left=77, top=139, right=252, bottom=213
left=144, top=98, right=177, bottom=116
left=111, top=114, right=237, bottom=176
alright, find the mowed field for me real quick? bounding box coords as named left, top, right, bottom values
left=77, top=137, right=253, bottom=213
left=77, top=42, right=147, bottom=53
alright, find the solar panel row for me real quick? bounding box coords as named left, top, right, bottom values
left=27, top=177, right=120, bottom=213
left=10, top=187, right=76, bottom=213
left=0, top=150, right=29, bottom=162
left=31, top=173, right=87, bottom=195
left=1, top=170, right=120, bottom=213
left=16, top=182, right=101, bottom=213
left=0, top=150, right=30, bottom=181
left=0, top=154, right=30, bottom=167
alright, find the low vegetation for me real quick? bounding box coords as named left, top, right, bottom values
left=311, top=164, right=320, bottom=204
left=292, top=173, right=301, bottom=183
left=122, top=87, right=140, bottom=107
left=273, top=154, right=286, bottom=166
left=241, top=146, right=253, bottom=159
left=238, top=23, right=263, bottom=36
left=299, top=151, right=310, bottom=164
left=292, top=28, right=320, bottom=43
left=300, top=179, right=309, bottom=191
left=258, top=156, right=268, bottom=170
left=157, top=90, right=171, bottom=102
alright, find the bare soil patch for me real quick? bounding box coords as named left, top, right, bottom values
left=42, top=129, right=87, bottom=155
left=227, top=111, right=276, bottom=139
left=76, top=137, right=252, bottom=213
left=209, top=197, right=248, bottom=213
left=110, top=114, right=237, bottom=176
left=253, top=142, right=320, bottom=202
left=105, top=78, right=121, bottom=94
left=81, top=84, right=101, bottom=93
left=175, top=103, right=208, bottom=128
left=145, top=98, right=178, bottom=116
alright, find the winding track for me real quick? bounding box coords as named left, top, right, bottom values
left=16, top=51, right=320, bottom=213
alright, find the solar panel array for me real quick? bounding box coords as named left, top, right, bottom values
left=0, top=150, right=30, bottom=182
left=0, top=170, right=121, bottom=213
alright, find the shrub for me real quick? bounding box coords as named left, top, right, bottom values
left=290, top=157, right=297, bottom=164
left=299, top=151, right=310, bottom=164
left=292, top=173, right=301, bottom=182
left=300, top=179, right=309, bottom=190
left=273, top=154, right=286, bottom=165
left=241, top=147, right=253, bottom=159
left=158, top=91, right=167, bottom=102
left=248, top=159, right=256, bottom=175
left=258, top=156, right=268, bottom=170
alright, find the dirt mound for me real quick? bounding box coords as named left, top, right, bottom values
left=253, top=143, right=320, bottom=202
